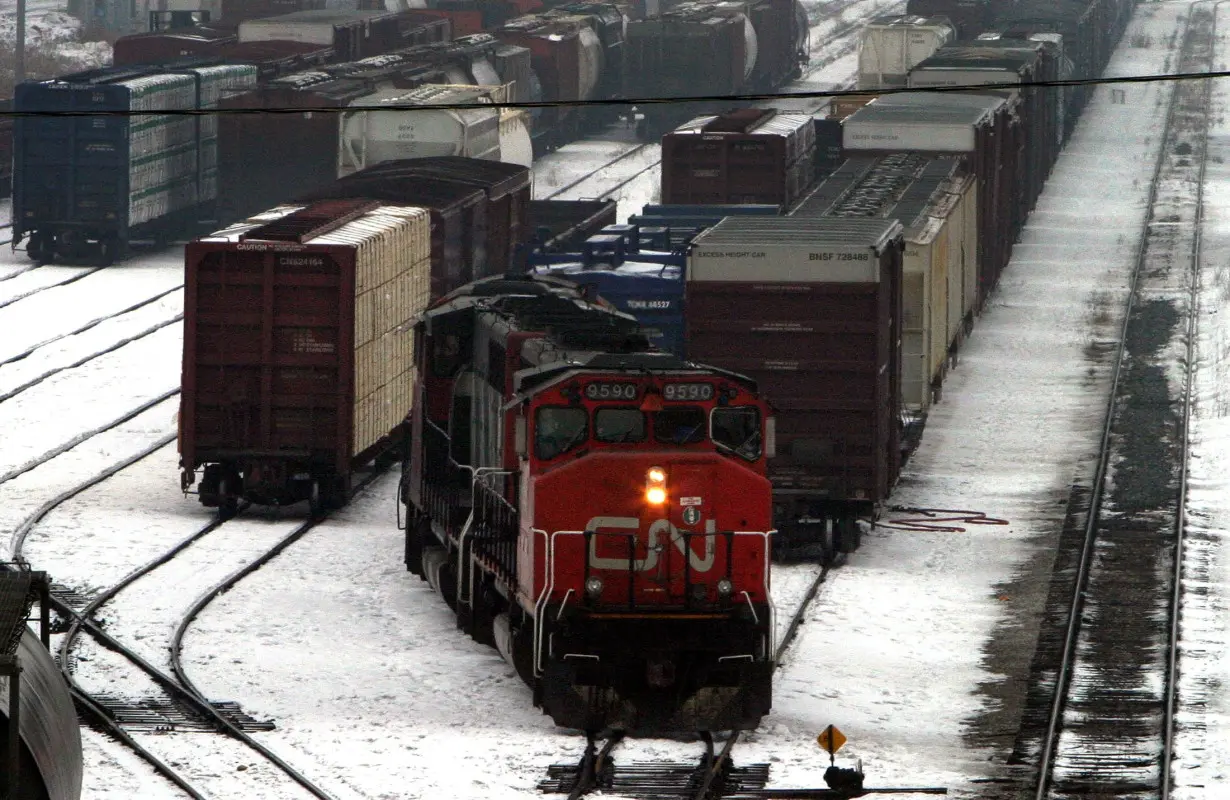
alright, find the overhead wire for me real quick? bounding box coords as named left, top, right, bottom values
left=0, top=65, right=1228, bottom=116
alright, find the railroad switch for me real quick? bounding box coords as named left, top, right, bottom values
left=823, top=765, right=865, bottom=794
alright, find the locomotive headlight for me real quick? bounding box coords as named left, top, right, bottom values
left=646, top=467, right=667, bottom=505
left=585, top=576, right=604, bottom=597
left=717, top=578, right=734, bottom=597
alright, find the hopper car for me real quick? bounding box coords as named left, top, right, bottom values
left=400, top=273, right=776, bottom=733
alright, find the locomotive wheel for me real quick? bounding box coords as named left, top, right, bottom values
left=405, top=515, right=427, bottom=578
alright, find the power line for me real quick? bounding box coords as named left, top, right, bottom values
left=1, top=67, right=1226, bottom=117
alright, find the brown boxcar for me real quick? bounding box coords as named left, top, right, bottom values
left=908, top=41, right=1055, bottom=211
left=296, top=167, right=490, bottom=297
left=179, top=198, right=432, bottom=513
left=216, top=78, right=378, bottom=224
left=497, top=14, right=603, bottom=150
left=115, top=31, right=337, bottom=79
left=661, top=108, right=816, bottom=207
left=352, top=157, right=532, bottom=271
left=686, top=217, right=905, bottom=549
left=793, top=153, right=976, bottom=413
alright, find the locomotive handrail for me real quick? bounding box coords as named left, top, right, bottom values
left=458, top=467, right=517, bottom=616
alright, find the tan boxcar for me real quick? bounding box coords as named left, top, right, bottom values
left=179, top=198, right=431, bottom=514
left=793, top=154, right=974, bottom=411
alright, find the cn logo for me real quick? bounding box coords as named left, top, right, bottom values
left=584, top=516, right=717, bottom=573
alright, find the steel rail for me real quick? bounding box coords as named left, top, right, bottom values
left=0, top=283, right=182, bottom=368
left=8, top=432, right=176, bottom=560
left=0, top=389, right=179, bottom=490
left=49, top=592, right=341, bottom=800
left=1032, top=7, right=1212, bottom=797
left=69, top=687, right=208, bottom=800
left=1160, top=2, right=1218, bottom=791
left=0, top=266, right=103, bottom=310
left=693, top=731, right=742, bottom=800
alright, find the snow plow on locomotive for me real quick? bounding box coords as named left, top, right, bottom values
left=402, top=275, right=776, bottom=733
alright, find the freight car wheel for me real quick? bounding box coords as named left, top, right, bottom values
left=308, top=480, right=324, bottom=518
left=94, top=237, right=118, bottom=267
left=217, top=475, right=240, bottom=521
left=324, top=475, right=351, bottom=510
left=834, top=515, right=861, bottom=555
left=814, top=520, right=838, bottom=567
left=26, top=233, right=47, bottom=263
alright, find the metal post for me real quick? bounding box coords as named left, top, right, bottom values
left=14, top=0, right=25, bottom=87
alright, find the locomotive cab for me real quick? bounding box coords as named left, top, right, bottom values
left=402, top=275, right=777, bottom=733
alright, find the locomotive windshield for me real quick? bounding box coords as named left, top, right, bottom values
left=595, top=408, right=647, bottom=443
left=712, top=406, right=762, bottom=461
left=535, top=403, right=764, bottom=461
left=535, top=407, right=588, bottom=460
left=654, top=406, right=706, bottom=444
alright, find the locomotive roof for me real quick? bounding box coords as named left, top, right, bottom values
left=425, top=275, right=758, bottom=395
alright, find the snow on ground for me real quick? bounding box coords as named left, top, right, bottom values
left=0, top=252, right=183, bottom=362
left=0, top=397, right=175, bottom=558
left=0, top=0, right=111, bottom=68
left=1172, top=6, right=1230, bottom=796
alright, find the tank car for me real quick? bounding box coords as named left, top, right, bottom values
left=402, top=274, right=776, bottom=733
left=0, top=569, right=82, bottom=800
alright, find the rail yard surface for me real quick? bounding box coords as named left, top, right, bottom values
left=7, top=0, right=1230, bottom=798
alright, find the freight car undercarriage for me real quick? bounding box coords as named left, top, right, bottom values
left=185, top=456, right=354, bottom=517
left=19, top=204, right=216, bottom=267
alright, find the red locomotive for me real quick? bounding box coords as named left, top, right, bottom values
left=402, top=275, right=776, bottom=732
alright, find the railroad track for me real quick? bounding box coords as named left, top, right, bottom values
left=549, top=730, right=755, bottom=800
left=547, top=557, right=831, bottom=800
left=1026, top=5, right=1215, bottom=798
left=13, top=437, right=398, bottom=799
left=0, top=290, right=182, bottom=405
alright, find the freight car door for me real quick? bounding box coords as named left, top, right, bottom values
left=183, top=247, right=353, bottom=472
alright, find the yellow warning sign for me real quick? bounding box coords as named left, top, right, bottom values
left=816, top=725, right=847, bottom=755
